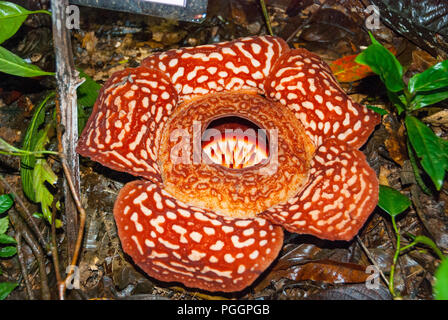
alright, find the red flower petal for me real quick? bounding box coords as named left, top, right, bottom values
left=114, top=180, right=284, bottom=292
left=142, top=35, right=290, bottom=102
left=261, top=139, right=379, bottom=241
left=265, top=49, right=380, bottom=148
left=76, top=66, right=177, bottom=183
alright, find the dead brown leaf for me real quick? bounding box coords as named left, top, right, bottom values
left=383, top=115, right=407, bottom=166
left=82, top=31, right=98, bottom=55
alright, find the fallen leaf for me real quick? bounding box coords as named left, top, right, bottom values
left=423, top=109, right=448, bottom=128
left=329, top=47, right=397, bottom=82
left=306, top=283, right=392, bottom=300
left=411, top=49, right=439, bottom=73
left=383, top=115, right=407, bottom=166
left=283, top=260, right=370, bottom=284
left=82, top=31, right=98, bottom=55
left=330, top=53, right=375, bottom=82
left=258, top=257, right=370, bottom=291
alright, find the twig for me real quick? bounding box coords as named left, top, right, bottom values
left=50, top=201, right=62, bottom=285
left=356, top=235, right=389, bottom=287
left=9, top=210, right=51, bottom=300
left=0, top=174, right=48, bottom=251
left=56, top=156, right=87, bottom=299
left=259, top=0, right=274, bottom=36
left=15, top=232, right=35, bottom=300
left=285, top=0, right=328, bottom=43
left=55, top=87, right=87, bottom=299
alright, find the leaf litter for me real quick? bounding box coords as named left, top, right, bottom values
left=0, top=0, right=447, bottom=300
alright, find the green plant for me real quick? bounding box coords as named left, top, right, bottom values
left=0, top=1, right=100, bottom=299
left=0, top=1, right=53, bottom=77
left=0, top=194, right=18, bottom=300
left=378, top=185, right=446, bottom=298
left=0, top=2, right=100, bottom=225
left=20, top=92, right=60, bottom=225
left=356, top=33, right=448, bottom=192
left=435, top=258, right=448, bottom=300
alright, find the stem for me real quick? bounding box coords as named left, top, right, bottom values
left=389, top=215, right=401, bottom=298
left=259, top=0, right=274, bottom=36
left=57, top=156, right=86, bottom=299
left=407, top=139, right=432, bottom=195
left=403, top=87, right=414, bottom=108
left=50, top=201, right=62, bottom=285
left=0, top=150, right=59, bottom=157
left=400, top=235, right=446, bottom=261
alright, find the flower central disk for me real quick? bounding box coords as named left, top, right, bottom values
left=201, top=116, right=269, bottom=169
left=158, top=92, right=316, bottom=218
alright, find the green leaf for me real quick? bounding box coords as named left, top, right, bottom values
left=0, top=1, right=50, bottom=44
left=0, top=234, right=16, bottom=244
left=0, top=282, right=17, bottom=300
left=33, top=160, right=57, bottom=222
left=378, top=185, right=411, bottom=217
left=0, top=1, right=28, bottom=44
left=0, top=216, right=8, bottom=234
left=407, top=139, right=432, bottom=195
left=406, top=116, right=448, bottom=190
left=77, top=69, right=100, bottom=135
left=0, top=46, right=54, bottom=77
left=32, top=125, right=58, bottom=223
left=409, top=60, right=448, bottom=94
left=387, top=90, right=406, bottom=114
left=355, top=37, right=404, bottom=92
left=366, top=105, right=388, bottom=115
left=0, top=194, right=13, bottom=214
left=409, top=89, right=448, bottom=111
left=77, top=69, right=101, bottom=107
left=20, top=93, right=58, bottom=224
left=20, top=92, right=54, bottom=202
left=0, top=246, right=16, bottom=258
left=435, top=258, right=448, bottom=300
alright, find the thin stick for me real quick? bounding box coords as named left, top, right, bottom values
left=50, top=201, right=62, bottom=285
left=55, top=93, right=87, bottom=299
left=16, top=232, right=35, bottom=300
left=259, top=0, right=274, bottom=36
left=356, top=235, right=389, bottom=287
left=56, top=156, right=87, bottom=299
left=285, top=0, right=328, bottom=43
left=0, top=174, right=48, bottom=251
left=9, top=210, right=51, bottom=300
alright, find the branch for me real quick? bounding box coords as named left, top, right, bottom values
left=50, top=0, right=82, bottom=268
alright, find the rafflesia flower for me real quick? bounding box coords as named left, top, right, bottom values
left=76, top=36, right=380, bottom=292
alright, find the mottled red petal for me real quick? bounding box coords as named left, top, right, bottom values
left=265, top=49, right=380, bottom=148
left=76, top=66, right=178, bottom=182
left=142, top=35, right=290, bottom=102
left=261, top=139, right=378, bottom=241
left=114, top=180, right=284, bottom=292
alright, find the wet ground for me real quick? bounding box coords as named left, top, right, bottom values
left=0, top=0, right=447, bottom=300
